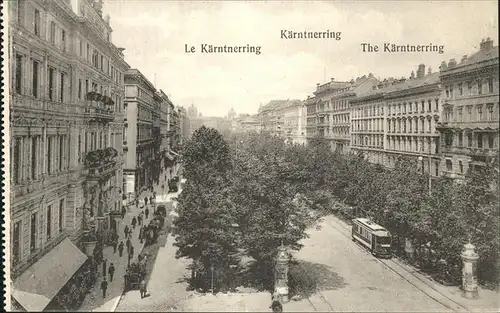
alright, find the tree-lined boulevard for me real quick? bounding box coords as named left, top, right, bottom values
left=111, top=126, right=499, bottom=312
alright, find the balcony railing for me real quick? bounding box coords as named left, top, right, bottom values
left=84, top=148, right=119, bottom=178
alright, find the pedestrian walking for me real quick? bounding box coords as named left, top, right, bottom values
left=139, top=279, right=147, bottom=299
left=126, top=238, right=131, bottom=253
left=135, top=199, right=139, bottom=208
left=128, top=225, right=133, bottom=237
left=144, top=197, right=148, bottom=206
left=112, top=239, right=118, bottom=254
left=102, top=259, right=107, bottom=278
left=108, top=263, right=115, bottom=282
left=118, top=241, right=124, bottom=257
left=149, top=196, right=154, bottom=206
left=129, top=245, right=135, bottom=260
left=124, top=225, right=129, bottom=238
left=145, top=207, right=149, bottom=219
left=121, top=206, right=127, bottom=219
left=139, top=226, right=144, bottom=244
left=132, top=216, right=137, bottom=229
left=100, top=279, right=108, bottom=298
left=138, top=214, right=142, bottom=226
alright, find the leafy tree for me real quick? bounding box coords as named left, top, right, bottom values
left=172, top=127, right=238, bottom=290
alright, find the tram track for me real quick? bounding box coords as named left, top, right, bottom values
left=322, top=215, right=469, bottom=312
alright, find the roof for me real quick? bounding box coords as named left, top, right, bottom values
left=258, top=99, right=302, bottom=114
left=353, top=218, right=387, bottom=231
left=354, top=72, right=440, bottom=101
left=12, top=238, right=88, bottom=311
left=453, top=45, right=499, bottom=69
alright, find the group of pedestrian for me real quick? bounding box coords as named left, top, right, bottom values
left=99, top=187, right=161, bottom=300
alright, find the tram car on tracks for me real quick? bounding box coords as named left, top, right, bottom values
left=351, top=218, right=392, bottom=258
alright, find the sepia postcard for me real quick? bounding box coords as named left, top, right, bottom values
left=2, top=0, right=499, bottom=312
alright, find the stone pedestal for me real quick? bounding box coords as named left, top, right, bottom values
left=275, top=244, right=290, bottom=303
left=461, top=242, right=479, bottom=299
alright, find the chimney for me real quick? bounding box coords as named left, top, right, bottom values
left=330, top=78, right=335, bottom=82
left=480, top=37, right=494, bottom=51
left=439, top=61, right=448, bottom=71
left=410, top=71, right=415, bottom=79
left=350, top=79, right=355, bottom=84
left=448, top=58, right=457, bottom=68
left=416, top=64, right=425, bottom=79
left=368, top=73, right=374, bottom=78
left=461, top=55, right=468, bottom=63
left=372, top=85, right=378, bottom=90
left=427, top=67, right=432, bottom=75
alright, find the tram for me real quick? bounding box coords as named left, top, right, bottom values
left=351, top=218, right=392, bottom=258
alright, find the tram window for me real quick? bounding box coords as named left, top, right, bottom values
left=376, top=236, right=391, bottom=245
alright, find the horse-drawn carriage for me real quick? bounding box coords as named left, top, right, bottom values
left=124, top=259, right=147, bottom=291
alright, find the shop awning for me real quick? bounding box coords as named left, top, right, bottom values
left=11, top=238, right=88, bottom=312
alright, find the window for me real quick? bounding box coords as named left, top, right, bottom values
left=13, top=221, right=22, bottom=264
left=467, top=133, right=473, bottom=147
left=48, top=68, right=55, bottom=101
left=458, top=133, right=463, bottom=147
left=59, top=136, right=64, bottom=171
left=487, top=134, right=494, bottom=149
left=61, top=29, right=66, bottom=52
left=87, top=44, right=90, bottom=61
left=487, top=105, right=494, bottom=121
left=50, top=21, right=56, bottom=43
left=34, top=9, right=40, bottom=36
left=59, top=199, right=64, bottom=233
left=15, top=54, right=22, bottom=94
left=467, top=106, right=472, bottom=121
left=434, top=99, right=439, bottom=111
left=32, top=60, right=39, bottom=98
left=47, top=137, right=52, bottom=174
left=444, top=132, right=453, bottom=146
left=100, top=55, right=104, bottom=71
left=46, top=205, right=52, bottom=240
left=478, top=80, right=482, bottom=95
left=78, top=79, right=82, bottom=100
left=30, top=212, right=38, bottom=253
left=459, top=83, right=463, bottom=96
left=12, top=138, right=21, bottom=184
left=477, top=133, right=483, bottom=148
left=85, top=79, right=89, bottom=94
left=477, top=106, right=483, bottom=121
left=60, top=72, right=65, bottom=102
left=78, top=134, right=82, bottom=162
left=446, top=159, right=453, bottom=171
left=79, top=39, right=84, bottom=57
left=458, top=107, right=463, bottom=122
left=31, top=137, right=37, bottom=180
left=459, top=161, right=463, bottom=173
left=468, top=82, right=472, bottom=94
left=488, top=78, right=494, bottom=93
left=435, top=161, right=439, bottom=176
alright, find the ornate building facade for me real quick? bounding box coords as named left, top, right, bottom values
left=305, top=78, right=350, bottom=146
left=8, top=0, right=129, bottom=309
left=257, top=99, right=304, bottom=142
left=123, top=69, right=157, bottom=197
left=437, top=38, right=499, bottom=179
left=351, top=65, right=443, bottom=171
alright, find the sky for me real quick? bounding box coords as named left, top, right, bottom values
left=104, top=0, right=498, bottom=117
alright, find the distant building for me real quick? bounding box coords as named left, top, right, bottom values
left=305, top=78, right=351, bottom=145
left=257, top=99, right=305, bottom=144
left=436, top=38, right=499, bottom=179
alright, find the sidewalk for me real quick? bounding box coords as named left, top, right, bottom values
left=328, top=215, right=499, bottom=313
left=78, top=203, right=148, bottom=312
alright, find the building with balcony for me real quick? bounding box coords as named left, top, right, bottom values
left=8, top=0, right=129, bottom=310
left=234, top=114, right=262, bottom=133
left=313, top=75, right=378, bottom=153
left=257, top=99, right=304, bottom=142
left=305, top=78, right=351, bottom=146
left=156, top=90, right=178, bottom=184
left=123, top=69, right=159, bottom=197
left=436, top=38, right=499, bottom=179
left=351, top=65, right=443, bottom=172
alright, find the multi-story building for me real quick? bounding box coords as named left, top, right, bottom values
left=257, top=99, right=303, bottom=141
left=8, top=0, right=129, bottom=309
left=123, top=69, right=157, bottom=197
left=234, top=114, right=262, bottom=133
left=437, top=38, right=499, bottom=179
left=178, top=106, right=190, bottom=143
left=351, top=65, right=443, bottom=174
left=156, top=90, right=178, bottom=184
left=305, top=78, right=350, bottom=146
left=315, top=75, right=378, bottom=153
